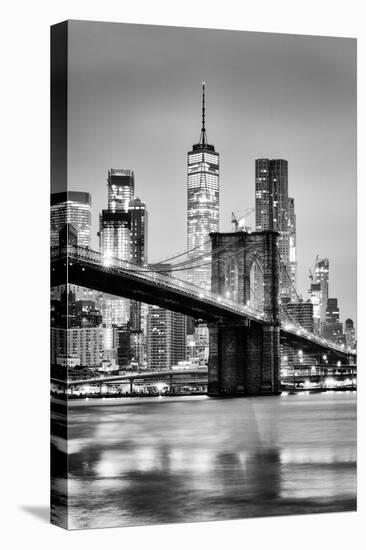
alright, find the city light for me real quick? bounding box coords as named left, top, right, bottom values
left=103, top=249, right=113, bottom=267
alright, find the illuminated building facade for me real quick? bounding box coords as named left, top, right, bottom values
left=51, top=327, right=104, bottom=368
left=99, top=169, right=135, bottom=263
left=129, top=197, right=148, bottom=265
left=308, top=257, right=329, bottom=334
left=284, top=301, right=314, bottom=333
left=187, top=83, right=219, bottom=290
left=129, top=197, right=148, bottom=334
left=146, top=264, right=187, bottom=369
left=146, top=306, right=187, bottom=370
left=186, top=84, right=219, bottom=363
left=255, top=159, right=297, bottom=301
left=99, top=169, right=136, bottom=332
left=323, top=298, right=345, bottom=345
left=344, top=318, right=356, bottom=349
left=51, top=191, right=91, bottom=247
left=107, top=168, right=135, bottom=212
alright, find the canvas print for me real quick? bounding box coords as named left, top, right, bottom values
left=50, top=20, right=357, bottom=530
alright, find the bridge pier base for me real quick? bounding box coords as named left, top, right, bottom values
left=208, top=321, right=280, bottom=396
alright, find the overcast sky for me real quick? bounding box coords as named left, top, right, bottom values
left=66, top=20, right=356, bottom=323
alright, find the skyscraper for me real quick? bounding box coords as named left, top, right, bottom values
left=146, top=307, right=187, bottom=370
left=344, top=318, right=356, bottom=349
left=129, top=197, right=148, bottom=265
left=283, top=301, right=314, bottom=333
left=99, top=170, right=135, bottom=264
left=187, top=83, right=219, bottom=290
left=129, top=198, right=148, bottom=337
left=107, top=168, right=135, bottom=212
left=186, top=84, right=219, bottom=364
left=51, top=191, right=91, bottom=247
left=146, top=264, right=187, bottom=370
left=323, top=298, right=345, bottom=345
left=308, top=257, right=329, bottom=334
left=99, top=170, right=136, bottom=355
left=255, top=159, right=297, bottom=300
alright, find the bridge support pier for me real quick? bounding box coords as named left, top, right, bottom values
left=208, top=321, right=281, bottom=396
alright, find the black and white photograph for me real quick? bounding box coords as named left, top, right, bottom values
left=49, top=19, right=357, bottom=531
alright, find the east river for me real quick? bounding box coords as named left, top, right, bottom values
left=51, top=392, right=356, bottom=529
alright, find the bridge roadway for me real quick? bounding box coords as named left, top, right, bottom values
left=51, top=365, right=356, bottom=389
left=51, top=245, right=356, bottom=360
left=51, top=367, right=208, bottom=387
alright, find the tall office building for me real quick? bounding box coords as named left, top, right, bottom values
left=255, top=159, right=297, bottom=300
left=308, top=257, right=329, bottom=334
left=99, top=170, right=136, bottom=354
left=287, top=197, right=297, bottom=294
left=186, top=84, right=219, bottom=363
left=51, top=191, right=91, bottom=247
left=99, top=169, right=149, bottom=367
left=129, top=197, right=148, bottom=265
left=146, top=264, right=187, bottom=370
left=187, top=83, right=219, bottom=290
left=146, top=307, right=187, bottom=370
left=129, top=197, right=148, bottom=337
left=107, top=168, right=135, bottom=212
left=283, top=301, right=314, bottom=333
left=323, top=298, right=345, bottom=345
left=344, top=318, right=356, bottom=349
left=99, top=169, right=135, bottom=263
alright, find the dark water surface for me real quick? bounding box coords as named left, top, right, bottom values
left=54, top=393, right=356, bottom=529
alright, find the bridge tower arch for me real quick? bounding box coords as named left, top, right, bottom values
left=208, top=231, right=281, bottom=396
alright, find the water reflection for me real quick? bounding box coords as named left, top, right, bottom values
left=52, top=393, right=356, bottom=529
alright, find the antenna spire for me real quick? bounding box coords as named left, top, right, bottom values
left=199, top=82, right=207, bottom=146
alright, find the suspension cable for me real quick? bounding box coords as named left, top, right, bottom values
left=154, top=238, right=212, bottom=264
left=155, top=241, right=259, bottom=273
left=277, top=250, right=301, bottom=302
left=165, top=235, right=243, bottom=269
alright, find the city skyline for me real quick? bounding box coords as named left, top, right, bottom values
left=61, top=21, right=356, bottom=323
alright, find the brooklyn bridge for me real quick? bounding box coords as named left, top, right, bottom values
left=51, top=230, right=356, bottom=397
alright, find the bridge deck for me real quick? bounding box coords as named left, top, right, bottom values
left=51, top=246, right=356, bottom=359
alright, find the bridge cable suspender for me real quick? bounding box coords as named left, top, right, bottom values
left=154, top=241, right=259, bottom=273
left=154, top=238, right=212, bottom=265
left=277, top=250, right=302, bottom=303
left=149, top=236, right=243, bottom=271
left=162, top=235, right=243, bottom=270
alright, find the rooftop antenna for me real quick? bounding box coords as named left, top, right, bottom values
left=199, top=82, right=207, bottom=146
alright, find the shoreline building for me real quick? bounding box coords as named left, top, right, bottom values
left=255, top=159, right=297, bottom=301
left=146, top=264, right=187, bottom=370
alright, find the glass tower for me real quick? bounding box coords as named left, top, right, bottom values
left=146, top=264, right=187, bottom=370
left=99, top=169, right=135, bottom=264
left=50, top=191, right=91, bottom=248
left=255, top=159, right=297, bottom=301
left=308, top=257, right=329, bottom=334
left=187, top=83, right=219, bottom=290
left=99, top=170, right=135, bottom=348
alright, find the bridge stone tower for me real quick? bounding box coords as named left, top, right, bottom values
left=208, top=231, right=281, bottom=396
